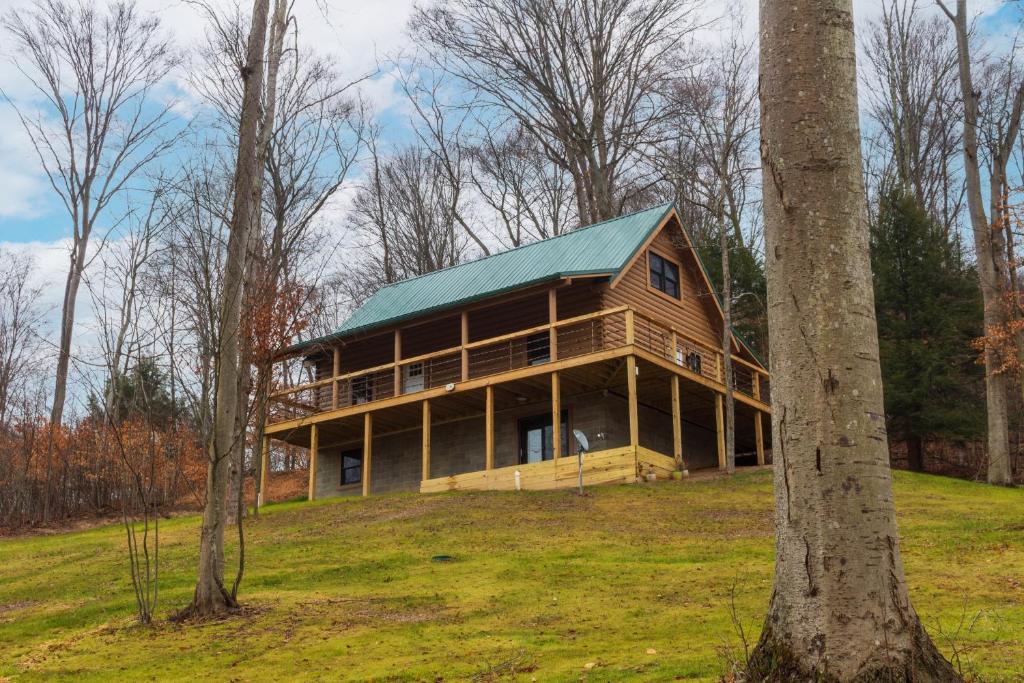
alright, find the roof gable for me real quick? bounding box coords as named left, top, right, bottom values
left=316, top=203, right=675, bottom=344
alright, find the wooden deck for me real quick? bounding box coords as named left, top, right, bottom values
left=266, top=305, right=770, bottom=433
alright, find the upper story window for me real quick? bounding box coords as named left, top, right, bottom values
left=649, top=251, right=680, bottom=299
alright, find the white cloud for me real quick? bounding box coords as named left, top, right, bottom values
left=0, top=114, right=50, bottom=220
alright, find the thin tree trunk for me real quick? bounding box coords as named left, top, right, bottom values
left=180, top=0, right=270, bottom=619
left=229, top=0, right=288, bottom=529
left=938, top=0, right=1013, bottom=486
left=748, top=0, right=959, bottom=678
left=907, top=433, right=925, bottom=472
left=718, top=201, right=735, bottom=474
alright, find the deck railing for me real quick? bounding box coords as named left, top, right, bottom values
left=267, top=306, right=769, bottom=425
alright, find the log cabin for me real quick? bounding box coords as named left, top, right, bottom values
left=260, top=203, right=771, bottom=502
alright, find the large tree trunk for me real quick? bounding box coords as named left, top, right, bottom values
left=181, top=0, right=271, bottom=619
left=748, top=0, right=959, bottom=679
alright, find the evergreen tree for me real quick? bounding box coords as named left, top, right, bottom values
left=871, top=189, right=985, bottom=470
left=88, top=357, right=180, bottom=427
left=697, top=236, right=768, bottom=360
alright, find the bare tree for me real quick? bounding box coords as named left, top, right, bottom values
left=179, top=0, right=272, bottom=618
left=346, top=143, right=467, bottom=304
left=247, top=38, right=364, bottom=518
left=748, top=0, right=958, bottom=677
left=862, top=0, right=964, bottom=233
left=468, top=124, right=577, bottom=247
left=937, top=0, right=1022, bottom=486
left=0, top=251, right=47, bottom=431
left=410, top=0, right=703, bottom=225
left=1, top=0, right=182, bottom=428
left=667, top=26, right=760, bottom=473
left=86, top=181, right=177, bottom=421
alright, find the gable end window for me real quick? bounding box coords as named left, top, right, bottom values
left=649, top=251, right=680, bottom=299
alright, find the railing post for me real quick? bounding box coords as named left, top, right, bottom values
left=548, top=288, right=558, bottom=361
left=461, top=311, right=469, bottom=381
left=394, top=329, right=402, bottom=397
left=753, top=372, right=761, bottom=401
left=332, top=346, right=340, bottom=409
left=625, top=309, right=635, bottom=345
left=669, top=330, right=678, bottom=364
left=307, top=423, right=319, bottom=502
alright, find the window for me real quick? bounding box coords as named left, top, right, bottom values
left=526, top=332, right=550, bottom=366
left=403, top=363, right=424, bottom=393
left=518, top=410, right=569, bottom=464
left=649, top=251, right=680, bottom=299
left=340, top=448, right=363, bottom=485
left=351, top=375, right=373, bottom=404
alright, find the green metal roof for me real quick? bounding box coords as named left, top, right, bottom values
left=291, top=203, right=674, bottom=352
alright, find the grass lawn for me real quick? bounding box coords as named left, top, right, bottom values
left=1, top=469, right=1022, bottom=681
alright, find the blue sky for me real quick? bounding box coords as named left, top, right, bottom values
left=0, top=0, right=1017, bottom=332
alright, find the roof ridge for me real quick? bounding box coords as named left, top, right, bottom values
left=369, top=201, right=675, bottom=294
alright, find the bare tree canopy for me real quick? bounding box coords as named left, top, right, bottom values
left=2, top=0, right=182, bottom=429
left=410, top=0, right=704, bottom=225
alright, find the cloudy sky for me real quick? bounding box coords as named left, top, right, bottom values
left=0, top=0, right=1018, bottom=375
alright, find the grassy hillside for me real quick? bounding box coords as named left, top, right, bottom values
left=1, top=470, right=1022, bottom=681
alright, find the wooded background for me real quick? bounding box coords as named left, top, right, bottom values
left=0, top=0, right=1020, bottom=532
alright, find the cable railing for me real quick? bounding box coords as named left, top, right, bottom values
left=631, top=310, right=770, bottom=404
left=266, top=306, right=769, bottom=425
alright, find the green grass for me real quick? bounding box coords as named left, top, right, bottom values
left=1, top=470, right=1022, bottom=681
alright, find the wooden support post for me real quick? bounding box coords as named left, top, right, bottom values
left=259, top=435, right=270, bottom=508
left=670, top=330, right=678, bottom=364
left=670, top=375, right=683, bottom=469
left=625, top=309, right=635, bottom=345
left=755, top=411, right=766, bottom=466
left=307, top=423, right=319, bottom=502
left=394, top=329, right=402, bottom=397
left=422, top=400, right=431, bottom=481
left=332, top=346, right=341, bottom=409
left=551, top=371, right=561, bottom=460
left=485, top=386, right=494, bottom=470
left=460, top=311, right=469, bottom=381
left=548, top=288, right=558, bottom=361
left=362, top=412, right=373, bottom=497
left=626, top=355, right=639, bottom=450
left=752, top=372, right=761, bottom=401
left=715, top=393, right=726, bottom=470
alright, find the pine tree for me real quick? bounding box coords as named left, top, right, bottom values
left=871, top=189, right=985, bottom=470
left=697, top=236, right=768, bottom=360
